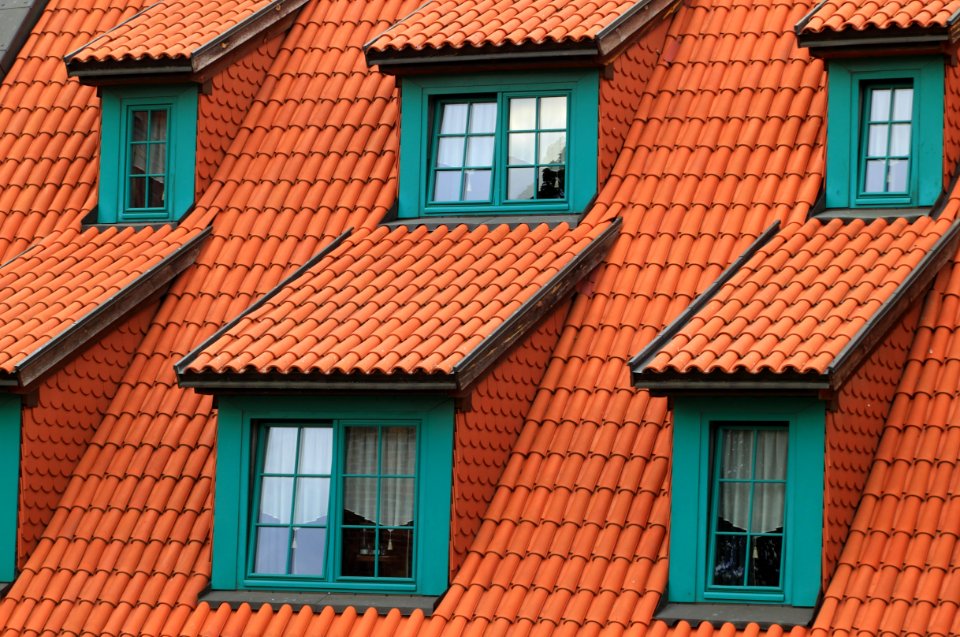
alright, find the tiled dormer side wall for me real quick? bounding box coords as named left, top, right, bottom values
left=943, top=53, right=960, bottom=189
left=822, top=303, right=920, bottom=586
left=195, top=34, right=285, bottom=198
left=450, top=301, right=569, bottom=574
left=18, top=301, right=156, bottom=565
left=598, top=18, right=672, bottom=184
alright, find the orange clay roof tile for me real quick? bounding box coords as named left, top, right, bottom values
left=799, top=0, right=960, bottom=35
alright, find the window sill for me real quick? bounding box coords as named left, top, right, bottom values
left=654, top=602, right=816, bottom=630
left=200, top=589, right=439, bottom=615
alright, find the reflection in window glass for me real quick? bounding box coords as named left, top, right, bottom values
left=432, top=101, right=496, bottom=202
left=861, top=84, right=913, bottom=195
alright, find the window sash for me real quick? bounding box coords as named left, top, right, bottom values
left=125, top=107, right=171, bottom=211
left=858, top=82, right=915, bottom=198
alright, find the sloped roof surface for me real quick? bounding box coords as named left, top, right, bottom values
left=800, top=0, right=960, bottom=34
left=0, top=224, right=203, bottom=377
left=181, top=221, right=610, bottom=379
left=366, top=0, right=643, bottom=54
left=636, top=216, right=954, bottom=378
left=66, top=0, right=278, bottom=65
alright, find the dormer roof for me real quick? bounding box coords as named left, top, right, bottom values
left=797, top=0, right=960, bottom=51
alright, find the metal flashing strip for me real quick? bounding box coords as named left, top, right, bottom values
left=178, top=372, right=460, bottom=393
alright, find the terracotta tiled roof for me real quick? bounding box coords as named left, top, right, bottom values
left=799, top=0, right=960, bottom=35
left=366, top=0, right=648, bottom=55
left=633, top=216, right=957, bottom=383
left=177, top=221, right=616, bottom=388
left=0, top=224, right=206, bottom=386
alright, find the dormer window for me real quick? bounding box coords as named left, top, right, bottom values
left=825, top=57, right=943, bottom=210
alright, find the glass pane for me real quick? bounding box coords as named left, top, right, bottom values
left=433, top=171, right=462, bottom=201
left=128, top=177, right=146, bottom=208
left=509, top=98, right=536, bottom=130
left=291, top=527, right=326, bottom=575
left=539, top=96, right=567, bottom=129
left=382, top=427, right=416, bottom=475
left=131, top=110, right=149, bottom=141
left=869, top=88, right=891, bottom=121
left=341, top=527, right=376, bottom=576
left=294, top=477, right=330, bottom=525
left=888, top=159, right=908, bottom=192
left=539, top=131, right=566, bottom=164
left=755, top=430, right=787, bottom=479
left=436, top=137, right=465, bottom=168
left=748, top=535, right=783, bottom=587
left=345, top=427, right=378, bottom=474
left=259, top=477, right=293, bottom=524
left=130, top=144, right=147, bottom=173
left=149, top=109, right=168, bottom=141
left=380, top=478, right=415, bottom=526
left=890, top=123, right=911, bottom=156
left=462, top=170, right=491, bottom=201
left=466, top=136, right=494, bottom=166
left=892, top=88, right=913, bottom=120
left=717, top=482, right=750, bottom=532
left=147, top=176, right=165, bottom=208
left=712, top=535, right=746, bottom=586
left=864, top=159, right=885, bottom=192
left=867, top=124, right=888, bottom=157
left=149, top=143, right=166, bottom=175
left=469, top=102, right=497, bottom=133
left=507, top=167, right=535, bottom=200
left=379, top=528, right=413, bottom=578
left=299, top=427, right=333, bottom=474
left=254, top=526, right=289, bottom=573
left=537, top=166, right=564, bottom=199
left=263, top=427, right=298, bottom=473
left=719, top=430, right=752, bottom=479
left=440, top=103, right=468, bottom=134
left=508, top=133, right=535, bottom=165
left=751, top=483, right=785, bottom=532
left=343, top=477, right=378, bottom=525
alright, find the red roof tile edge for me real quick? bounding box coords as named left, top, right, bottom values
left=632, top=218, right=960, bottom=391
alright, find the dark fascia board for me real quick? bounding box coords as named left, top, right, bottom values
left=628, top=220, right=781, bottom=375
left=12, top=224, right=212, bottom=390
left=64, top=0, right=308, bottom=81
left=179, top=218, right=621, bottom=394
left=363, top=0, right=678, bottom=71
left=0, top=0, right=48, bottom=82
left=796, top=24, right=953, bottom=55
left=174, top=228, right=353, bottom=381
left=637, top=370, right=830, bottom=397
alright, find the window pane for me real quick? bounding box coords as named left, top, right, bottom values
left=382, top=427, right=416, bottom=475
left=299, top=427, right=333, bottom=474
left=294, top=477, right=330, bottom=525
left=436, top=137, right=464, bottom=168
left=889, top=123, right=911, bottom=156
left=869, top=88, right=891, bottom=121
left=719, top=430, right=752, bottom=479
left=751, top=483, right=785, bottom=532
left=345, top=427, right=378, bottom=473
left=755, top=430, right=787, bottom=479
left=864, top=159, right=885, bottom=192
left=147, top=176, right=165, bottom=208
left=509, top=98, right=536, bottom=130
left=538, top=131, right=566, bottom=164
left=131, top=110, right=149, bottom=141
left=867, top=124, right=888, bottom=157
left=433, top=171, right=462, bottom=201
left=440, top=103, right=468, bottom=134
left=259, top=477, right=293, bottom=524
left=291, top=527, right=327, bottom=575
left=466, top=136, right=494, bottom=167
left=892, top=88, right=913, bottom=120
left=149, top=143, right=166, bottom=175
left=343, top=477, right=378, bottom=525
left=128, top=177, right=146, bottom=208
left=462, top=170, right=491, bottom=201
left=507, top=167, right=535, bottom=200
left=748, top=535, right=783, bottom=587
left=887, top=159, right=908, bottom=192
left=254, top=527, right=289, bottom=573
left=149, top=109, right=168, bottom=141
left=717, top=482, right=750, bottom=532
left=712, top=535, right=746, bottom=586
left=130, top=144, right=147, bottom=174
left=341, top=527, right=376, bottom=576
left=469, top=102, right=497, bottom=133
left=508, top=133, right=535, bottom=165
left=263, top=427, right=298, bottom=473
left=539, top=96, right=567, bottom=129
left=538, top=166, right=564, bottom=199
left=380, top=478, right=415, bottom=526
left=379, top=528, right=413, bottom=578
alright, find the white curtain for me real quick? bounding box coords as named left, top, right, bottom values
left=343, top=427, right=415, bottom=527
left=718, top=429, right=787, bottom=533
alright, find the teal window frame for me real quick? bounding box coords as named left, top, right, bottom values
left=669, top=397, right=824, bottom=607
left=826, top=57, right=943, bottom=209
left=0, top=394, right=18, bottom=583
left=398, top=70, right=598, bottom=218
left=99, top=85, right=197, bottom=223
left=212, top=395, right=454, bottom=595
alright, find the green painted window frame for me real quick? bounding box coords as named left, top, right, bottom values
left=212, top=395, right=454, bottom=595
left=99, top=85, right=197, bottom=223
left=826, top=57, right=943, bottom=209
left=669, top=397, right=824, bottom=607
left=0, top=394, right=18, bottom=583
left=398, top=70, right=598, bottom=218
